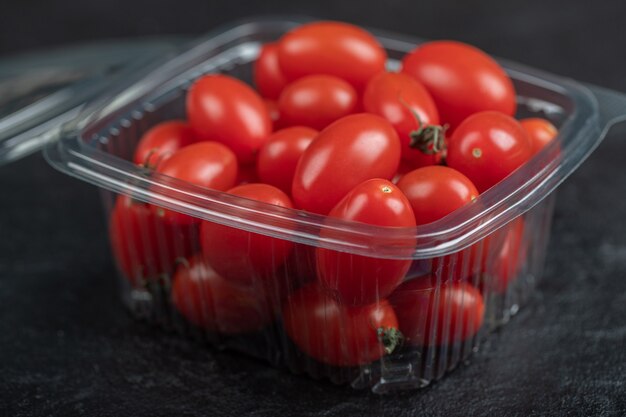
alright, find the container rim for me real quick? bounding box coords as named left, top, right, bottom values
left=46, top=17, right=620, bottom=260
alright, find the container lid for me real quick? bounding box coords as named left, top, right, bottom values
left=0, top=37, right=185, bottom=165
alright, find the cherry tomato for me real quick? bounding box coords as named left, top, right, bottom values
left=254, top=43, right=288, bottom=100
left=484, top=217, right=526, bottom=293
left=200, top=183, right=294, bottom=285
left=277, top=21, right=387, bottom=91
left=292, top=113, right=401, bottom=214
left=389, top=279, right=485, bottom=346
left=109, top=195, right=194, bottom=286
left=133, top=120, right=196, bottom=169
left=520, top=118, right=558, bottom=156
left=447, top=111, right=532, bottom=192
left=432, top=217, right=526, bottom=290
left=363, top=72, right=443, bottom=168
left=257, top=126, right=317, bottom=194
left=316, top=179, right=416, bottom=305
left=264, top=99, right=284, bottom=131
left=401, top=41, right=516, bottom=129
left=278, top=75, right=358, bottom=130
left=397, top=166, right=478, bottom=226
left=186, top=74, right=271, bottom=164
left=282, top=284, right=402, bottom=367
left=153, top=141, right=237, bottom=226
left=171, top=256, right=276, bottom=333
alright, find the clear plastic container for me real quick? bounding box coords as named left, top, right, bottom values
left=7, top=19, right=625, bottom=393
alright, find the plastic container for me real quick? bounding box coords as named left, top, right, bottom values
left=4, top=18, right=626, bottom=393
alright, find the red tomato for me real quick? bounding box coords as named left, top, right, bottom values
left=484, top=217, right=526, bottom=293
left=282, top=284, right=402, bottom=367
left=171, top=256, right=275, bottom=333
left=401, top=41, right=516, bottom=129
left=264, top=99, right=283, bottom=131
left=200, top=183, right=294, bottom=285
left=109, top=195, right=194, bottom=286
left=153, top=141, right=237, bottom=226
left=520, top=118, right=558, bottom=156
left=254, top=43, right=288, bottom=100
left=363, top=72, right=443, bottom=168
left=292, top=113, right=401, bottom=214
left=278, top=75, right=358, bottom=130
left=389, top=279, right=485, bottom=346
left=397, top=166, right=478, bottom=226
left=257, top=126, right=317, bottom=194
left=316, top=179, right=416, bottom=305
left=447, top=111, right=532, bottom=192
left=277, top=21, right=387, bottom=91
left=432, top=217, right=526, bottom=290
left=133, top=120, right=196, bottom=169
left=186, top=74, right=272, bottom=164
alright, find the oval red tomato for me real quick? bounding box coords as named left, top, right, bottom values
left=397, top=166, right=478, bottom=226
left=172, top=256, right=276, bottom=333
left=316, top=179, right=416, bottom=305
left=363, top=72, right=443, bottom=168
left=257, top=126, right=317, bottom=194
left=292, top=113, right=401, bottom=214
left=401, top=41, right=516, bottom=129
left=282, top=284, right=402, bottom=367
left=277, top=21, right=386, bottom=91
left=153, top=141, right=237, bottom=226
left=447, top=111, right=532, bottom=193
left=133, top=120, right=196, bottom=169
left=520, top=118, right=558, bottom=156
left=432, top=217, right=526, bottom=291
left=254, top=42, right=288, bottom=100
left=278, top=75, right=358, bottom=130
left=109, top=195, right=194, bottom=286
left=389, top=279, right=485, bottom=346
left=200, top=183, right=294, bottom=285
left=186, top=74, right=271, bottom=164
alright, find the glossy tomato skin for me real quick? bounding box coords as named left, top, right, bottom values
left=278, top=75, right=358, bottom=130
left=254, top=43, right=288, bottom=100
left=520, top=118, right=558, bottom=156
left=200, top=183, right=294, bottom=285
left=397, top=166, right=478, bottom=226
left=153, top=141, right=237, bottom=226
left=363, top=72, right=442, bottom=168
left=257, top=126, right=317, bottom=194
left=292, top=113, right=401, bottom=215
left=277, top=21, right=386, bottom=91
left=133, top=120, right=196, bottom=169
left=316, top=179, right=416, bottom=306
left=109, top=195, right=194, bottom=286
left=282, top=284, right=401, bottom=367
left=401, top=41, right=516, bottom=129
left=186, top=74, right=272, bottom=164
left=172, top=256, right=275, bottom=334
left=447, top=111, right=532, bottom=193
left=389, top=279, right=485, bottom=346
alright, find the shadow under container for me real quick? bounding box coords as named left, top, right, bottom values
left=45, top=19, right=626, bottom=393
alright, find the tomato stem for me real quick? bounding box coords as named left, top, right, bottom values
left=398, top=96, right=447, bottom=155
left=377, top=327, right=404, bottom=355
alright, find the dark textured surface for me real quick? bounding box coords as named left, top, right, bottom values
left=1, top=1, right=626, bottom=416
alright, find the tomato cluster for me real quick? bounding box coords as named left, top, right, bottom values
left=109, top=21, right=559, bottom=367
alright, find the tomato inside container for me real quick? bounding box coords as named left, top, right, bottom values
left=3, top=19, right=626, bottom=393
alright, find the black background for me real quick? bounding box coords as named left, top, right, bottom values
left=1, top=1, right=626, bottom=416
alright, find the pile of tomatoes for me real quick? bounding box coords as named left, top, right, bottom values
left=109, top=21, right=558, bottom=368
